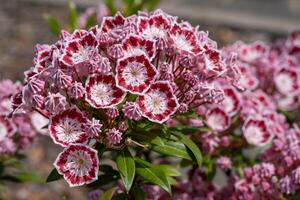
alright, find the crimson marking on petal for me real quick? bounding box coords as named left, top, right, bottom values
left=243, top=117, right=273, bottom=146
left=116, top=54, right=158, bottom=95
left=221, top=87, right=240, bottom=116
left=85, top=74, right=126, bottom=108
left=205, top=107, right=230, bottom=132
left=274, top=67, right=300, bottom=96
left=122, top=34, right=156, bottom=60
left=0, top=117, right=16, bottom=142
left=137, top=14, right=171, bottom=41
left=54, top=144, right=99, bottom=187
left=137, top=81, right=179, bottom=123
left=169, top=23, right=202, bottom=55
left=49, top=107, right=88, bottom=147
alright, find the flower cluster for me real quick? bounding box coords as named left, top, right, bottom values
left=15, top=9, right=233, bottom=187
left=148, top=32, right=300, bottom=199
left=223, top=31, right=300, bottom=111
left=0, top=80, right=48, bottom=154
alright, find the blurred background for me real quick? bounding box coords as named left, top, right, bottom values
left=0, top=0, right=299, bottom=199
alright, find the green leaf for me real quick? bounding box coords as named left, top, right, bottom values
left=99, top=187, right=117, bottom=200
left=15, top=172, right=43, bottom=183
left=116, top=149, right=135, bottom=192
left=68, top=1, right=78, bottom=31
left=131, top=132, right=193, bottom=161
left=172, top=131, right=202, bottom=167
left=88, top=165, right=120, bottom=187
left=152, top=165, right=181, bottom=177
left=85, top=14, right=97, bottom=29
left=135, top=158, right=180, bottom=177
left=3, top=172, right=42, bottom=183
left=111, top=193, right=128, bottom=200
left=167, top=176, right=177, bottom=185
left=136, top=167, right=171, bottom=194
left=134, top=157, right=152, bottom=167
left=132, top=185, right=146, bottom=200
left=46, top=168, right=62, bottom=182
left=147, top=0, right=160, bottom=11
left=44, top=15, right=61, bottom=36
left=152, top=141, right=193, bottom=160
left=105, top=0, right=117, bottom=15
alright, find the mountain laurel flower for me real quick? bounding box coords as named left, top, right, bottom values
left=49, top=107, right=89, bottom=147
left=85, top=74, right=126, bottom=109
left=106, top=128, right=123, bottom=146
left=137, top=81, right=179, bottom=123
left=205, top=107, right=230, bottom=132
left=83, top=118, right=102, bottom=137
left=122, top=102, right=142, bottom=121
left=216, top=156, right=232, bottom=171
left=106, top=107, right=119, bottom=119
left=45, top=93, right=68, bottom=114
left=12, top=9, right=243, bottom=187
left=54, top=144, right=99, bottom=187
left=243, top=117, right=273, bottom=146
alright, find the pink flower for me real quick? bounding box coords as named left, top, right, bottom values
left=0, top=118, right=15, bottom=142
left=106, top=107, right=119, bottom=119
left=122, top=34, right=156, bottom=60
left=101, top=12, right=134, bottom=41
left=45, top=93, right=68, bottom=114
left=30, top=112, right=49, bottom=135
left=122, top=102, right=142, bottom=121
left=205, top=107, right=230, bottom=132
left=107, top=44, right=124, bottom=60
left=237, top=41, right=268, bottom=63
left=138, top=14, right=170, bottom=38
left=221, top=87, right=240, bottom=116
left=106, top=128, right=122, bottom=146
left=243, top=117, right=273, bottom=146
left=49, top=107, right=89, bottom=147
left=27, top=76, right=45, bottom=94
left=169, top=23, right=202, bottom=55
left=286, top=31, right=300, bottom=55
left=274, top=67, right=300, bottom=96
left=54, top=144, right=99, bottom=187
left=68, top=82, right=85, bottom=99
left=116, top=54, right=158, bottom=94
left=216, top=156, right=232, bottom=171
left=203, top=47, right=226, bottom=75
left=83, top=118, right=102, bottom=137
left=0, top=138, right=16, bottom=154
left=61, top=32, right=98, bottom=66
left=137, top=81, right=179, bottom=123
left=85, top=74, right=126, bottom=108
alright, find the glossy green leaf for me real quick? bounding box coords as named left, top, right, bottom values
left=44, top=15, right=60, bottom=36
left=136, top=167, right=171, bottom=194
left=46, top=168, right=62, bottom=182
left=116, top=149, right=135, bottom=192
left=152, top=141, right=193, bottom=160
left=152, top=165, right=181, bottom=177
left=99, top=187, right=117, bottom=200
left=172, top=131, right=202, bottom=167
left=134, top=157, right=152, bottom=167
